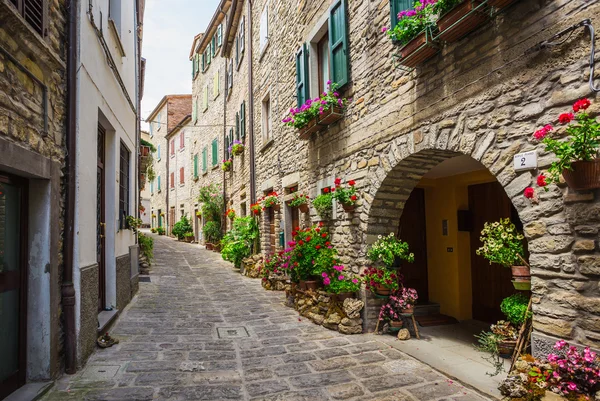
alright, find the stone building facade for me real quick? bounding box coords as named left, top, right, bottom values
left=166, top=116, right=194, bottom=227
left=0, top=1, right=67, bottom=396
left=247, top=0, right=600, bottom=354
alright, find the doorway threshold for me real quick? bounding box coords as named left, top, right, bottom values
left=376, top=320, right=510, bottom=399
left=97, top=309, right=119, bottom=334
left=4, top=381, right=53, bottom=401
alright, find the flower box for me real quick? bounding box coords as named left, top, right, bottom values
left=140, top=145, right=151, bottom=157
left=488, top=0, right=517, bottom=9
left=399, top=31, right=438, bottom=68
left=437, top=0, right=486, bottom=43
left=562, top=159, right=600, bottom=190
left=341, top=203, right=355, bottom=213
left=318, top=106, right=344, bottom=126
left=298, top=118, right=321, bottom=140
left=298, top=203, right=309, bottom=213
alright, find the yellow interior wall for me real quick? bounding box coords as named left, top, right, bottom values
left=418, top=169, right=496, bottom=321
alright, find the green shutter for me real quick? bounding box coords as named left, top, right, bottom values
left=207, top=48, right=211, bottom=65
left=202, top=148, right=207, bottom=172
left=158, top=176, right=161, bottom=191
left=240, top=102, right=246, bottom=139
left=192, top=57, right=195, bottom=77
left=192, top=97, right=197, bottom=122
left=225, top=133, right=230, bottom=160
left=229, top=128, right=234, bottom=159
left=391, top=0, right=414, bottom=28
left=329, top=0, right=349, bottom=88
left=295, top=44, right=309, bottom=107
left=194, top=154, right=198, bottom=178
left=212, top=139, right=218, bottom=166
left=211, top=36, right=216, bottom=56
left=235, top=112, right=240, bottom=141
left=217, top=24, right=222, bottom=46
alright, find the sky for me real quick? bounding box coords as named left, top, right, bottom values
left=141, top=0, right=220, bottom=129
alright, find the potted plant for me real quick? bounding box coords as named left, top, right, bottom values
left=383, top=0, right=438, bottom=68
left=395, top=287, right=419, bottom=314
left=262, top=192, right=280, bottom=211
left=312, top=192, right=333, bottom=218
left=184, top=232, right=194, bottom=243
left=532, top=98, right=600, bottom=191
left=500, top=293, right=531, bottom=327
left=368, top=233, right=414, bottom=269
left=379, top=289, right=417, bottom=330
left=220, top=217, right=259, bottom=268
left=476, top=218, right=529, bottom=290
left=226, top=208, right=236, bottom=220
left=287, top=223, right=334, bottom=289
left=289, top=192, right=310, bottom=213
left=361, top=267, right=400, bottom=296
left=331, top=178, right=358, bottom=212
left=150, top=227, right=157, bottom=233
left=434, top=0, right=487, bottom=43
left=230, top=140, right=245, bottom=156
left=323, top=267, right=361, bottom=302
left=151, top=213, right=157, bottom=218
left=156, top=226, right=165, bottom=236
left=475, top=320, right=518, bottom=372
left=250, top=202, right=262, bottom=216
left=195, top=211, right=202, bottom=219
left=172, top=215, right=193, bottom=241
left=160, top=212, right=165, bottom=218
left=203, top=220, right=222, bottom=250
left=222, top=159, right=232, bottom=172
left=282, top=82, right=350, bottom=140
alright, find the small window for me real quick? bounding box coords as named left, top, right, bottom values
left=211, top=139, right=218, bottom=167
left=119, top=142, right=130, bottom=227
left=157, top=113, right=162, bottom=130
left=149, top=123, right=153, bottom=137
left=318, top=35, right=331, bottom=95
left=203, top=85, right=209, bottom=111
left=170, top=139, right=175, bottom=156
left=262, top=94, right=271, bottom=143
left=180, top=167, right=184, bottom=184
left=9, top=0, right=46, bottom=37
left=179, top=132, right=185, bottom=149
left=260, top=5, right=269, bottom=52
left=170, top=172, right=175, bottom=188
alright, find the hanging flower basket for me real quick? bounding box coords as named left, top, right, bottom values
left=561, top=159, right=600, bottom=191
left=298, top=203, right=309, bottom=213
left=221, top=159, right=232, bottom=172
left=230, top=141, right=245, bottom=156
left=318, top=106, right=344, bottom=126
left=488, top=0, right=517, bottom=8
left=341, top=203, right=355, bottom=213
left=437, top=0, right=486, bottom=43
left=298, top=118, right=321, bottom=140
left=398, top=31, right=439, bottom=68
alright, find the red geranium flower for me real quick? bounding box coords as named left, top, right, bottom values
left=573, top=98, right=591, bottom=112
left=331, top=187, right=336, bottom=192
left=334, top=178, right=342, bottom=186
left=350, top=195, right=357, bottom=201
left=325, top=241, right=330, bottom=246
left=348, top=180, right=356, bottom=186
left=298, top=240, right=304, bottom=246
left=295, top=227, right=300, bottom=231
left=315, top=245, right=321, bottom=250
left=537, top=174, right=547, bottom=187
left=292, top=231, right=297, bottom=236
left=306, top=236, right=311, bottom=242
left=323, top=187, right=330, bottom=193
left=524, top=187, right=535, bottom=199
left=558, top=112, right=574, bottom=124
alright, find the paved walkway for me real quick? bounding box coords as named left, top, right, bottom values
left=43, top=234, right=492, bottom=401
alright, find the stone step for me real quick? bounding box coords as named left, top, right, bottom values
left=413, top=303, right=441, bottom=316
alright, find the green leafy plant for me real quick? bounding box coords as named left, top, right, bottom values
left=260, top=192, right=280, bottom=208
left=150, top=227, right=157, bottom=233
left=126, top=216, right=142, bottom=234
left=203, top=221, right=222, bottom=244
left=172, top=215, right=193, bottom=240
left=222, top=159, right=232, bottom=171
left=220, top=216, right=260, bottom=267
left=324, top=268, right=361, bottom=294
left=140, top=138, right=156, bottom=152
left=368, top=233, right=414, bottom=268
left=287, top=223, right=333, bottom=282
left=500, top=293, right=531, bottom=326
left=331, top=178, right=358, bottom=206
left=432, top=0, right=463, bottom=15
left=289, top=192, right=310, bottom=207
left=138, top=233, right=154, bottom=263
left=282, top=82, right=349, bottom=130
left=156, top=226, right=165, bottom=235
left=476, top=218, right=525, bottom=267
left=184, top=232, right=194, bottom=238
left=312, top=193, right=333, bottom=217
left=198, top=184, right=224, bottom=223
left=383, top=0, right=436, bottom=46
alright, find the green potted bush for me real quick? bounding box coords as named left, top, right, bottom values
left=368, top=233, right=414, bottom=269
left=184, top=232, right=195, bottom=243
left=288, top=192, right=310, bottom=213
left=312, top=192, right=333, bottom=218
left=222, top=159, right=232, bottom=172
left=172, top=215, right=193, bottom=241
left=156, top=226, right=165, bottom=236
left=203, top=221, right=222, bottom=250
left=331, top=178, right=358, bottom=212
left=261, top=192, right=280, bottom=211
left=476, top=218, right=529, bottom=290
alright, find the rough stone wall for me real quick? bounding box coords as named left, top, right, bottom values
left=115, top=254, right=131, bottom=311
left=247, top=0, right=600, bottom=351
left=166, top=122, right=193, bottom=225
left=0, top=0, right=67, bottom=377
left=79, top=264, right=99, bottom=367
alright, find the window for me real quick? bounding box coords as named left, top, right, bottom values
left=295, top=44, right=309, bottom=107
left=149, top=123, right=153, bottom=137
left=170, top=172, right=175, bottom=189
left=170, top=139, right=175, bottom=156
left=260, top=5, right=269, bottom=53
left=158, top=175, right=161, bottom=191
left=109, top=0, right=122, bottom=35
left=225, top=130, right=230, bottom=160
left=228, top=60, right=233, bottom=90
left=119, top=142, right=130, bottom=227
left=235, top=112, right=240, bottom=141
left=157, top=144, right=161, bottom=160
left=202, top=147, right=208, bottom=172
left=9, top=0, right=46, bottom=37
left=192, top=54, right=197, bottom=78
left=328, top=0, right=350, bottom=87
left=203, top=85, right=209, bottom=111
left=318, top=35, right=330, bottom=95
left=211, top=36, right=216, bottom=56
left=217, top=24, right=223, bottom=46
left=179, top=132, right=184, bottom=149
left=213, top=70, right=220, bottom=99
left=179, top=167, right=184, bottom=184
left=206, top=47, right=211, bottom=65
left=390, top=0, right=414, bottom=29
left=211, top=139, right=218, bottom=167
left=192, top=97, right=197, bottom=123
left=240, top=102, right=246, bottom=140
left=202, top=52, right=206, bottom=71
left=193, top=154, right=199, bottom=178
left=157, top=113, right=162, bottom=130
left=262, top=94, right=271, bottom=143
left=240, top=16, right=245, bottom=53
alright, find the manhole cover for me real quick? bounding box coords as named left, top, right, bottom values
left=81, top=365, right=120, bottom=380
left=139, top=277, right=151, bottom=282
left=217, top=326, right=250, bottom=338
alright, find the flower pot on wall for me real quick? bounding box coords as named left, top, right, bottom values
left=298, top=204, right=309, bottom=213
left=318, top=106, right=344, bottom=126
left=305, top=280, right=319, bottom=291
left=562, top=159, right=600, bottom=190
left=401, top=307, right=414, bottom=315
left=511, top=265, right=531, bottom=290
left=498, top=339, right=517, bottom=358
left=373, top=284, right=391, bottom=296
left=206, top=243, right=214, bottom=251
left=342, top=203, right=355, bottom=213
left=399, top=31, right=439, bottom=68
left=437, top=0, right=487, bottom=43
left=298, top=118, right=321, bottom=140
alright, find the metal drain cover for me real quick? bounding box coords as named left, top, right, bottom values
left=217, top=326, right=250, bottom=338
left=139, top=277, right=151, bottom=282
left=81, top=365, right=120, bottom=380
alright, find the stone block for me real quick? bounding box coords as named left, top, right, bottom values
left=579, top=255, right=600, bottom=275
left=572, top=240, right=595, bottom=252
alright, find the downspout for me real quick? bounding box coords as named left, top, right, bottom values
left=222, top=61, right=227, bottom=221
left=247, top=0, right=256, bottom=204
left=63, top=0, right=78, bottom=375
left=165, top=121, right=170, bottom=235
left=134, top=0, right=140, bottom=244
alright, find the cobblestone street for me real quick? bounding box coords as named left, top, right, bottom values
left=43, top=234, right=491, bottom=401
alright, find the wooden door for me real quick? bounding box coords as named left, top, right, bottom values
left=268, top=207, right=275, bottom=253
left=169, top=208, right=175, bottom=236
left=97, top=125, right=106, bottom=312
left=469, top=181, right=516, bottom=323
left=290, top=206, right=300, bottom=241
left=397, top=188, right=429, bottom=303
left=0, top=173, right=28, bottom=399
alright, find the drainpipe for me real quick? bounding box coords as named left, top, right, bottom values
left=247, top=0, right=256, bottom=204
left=165, top=127, right=170, bottom=234
left=63, top=0, right=78, bottom=375
left=223, top=61, right=227, bottom=220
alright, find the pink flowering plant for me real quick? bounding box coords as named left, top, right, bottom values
left=545, top=340, right=600, bottom=398
left=379, top=287, right=418, bottom=321
left=532, top=98, right=600, bottom=184
left=282, top=82, right=349, bottom=130
left=229, top=140, right=245, bottom=156
left=322, top=265, right=361, bottom=294
left=260, top=250, right=291, bottom=281
left=383, top=0, right=437, bottom=46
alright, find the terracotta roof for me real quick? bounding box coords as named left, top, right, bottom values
left=167, top=115, right=192, bottom=138
left=166, top=96, right=192, bottom=133
left=146, top=94, right=191, bottom=122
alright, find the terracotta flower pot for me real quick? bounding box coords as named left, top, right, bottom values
left=437, top=0, right=486, bottom=43
left=511, top=265, right=530, bottom=281
left=488, top=0, right=517, bottom=8
left=399, top=31, right=439, bottom=68
left=298, top=203, right=309, bottom=213
left=401, top=307, right=414, bottom=315
left=562, top=159, right=600, bottom=190
left=373, top=285, right=391, bottom=296
left=342, top=203, right=355, bottom=213
left=206, top=243, right=214, bottom=251
left=498, top=339, right=517, bottom=359
left=318, top=106, right=344, bottom=126
left=298, top=118, right=321, bottom=140
left=305, top=280, right=319, bottom=291
left=299, top=280, right=307, bottom=291
left=512, top=280, right=531, bottom=291
left=390, top=321, right=404, bottom=328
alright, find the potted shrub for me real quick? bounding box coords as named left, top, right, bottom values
left=532, top=98, right=600, bottom=191
left=172, top=215, right=193, bottom=241
left=361, top=267, right=400, bottom=296
left=230, top=140, right=245, bottom=156
left=368, top=233, right=414, bottom=269
left=156, top=226, right=165, bottom=236
left=184, top=232, right=194, bottom=243
left=222, top=159, right=232, bottom=172
left=476, top=218, right=529, bottom=290
left=289, top=192, right=310, bottom=213
left=226, top=208, right=236, bottom=220
left=379, top=289, right=417, bottom=330
left=500, top=293, right=531, bottom=327
left=282, top=82, right=350, bottom=140
left=312, top=192, right=333, bottom=218
left=323, top=266, right=361, bottom=302
left=476, top=320, right=518, bottom=369
left=383, top=0, right=438, bottom=68
left=331, top=178, right=358, bottom=212
left=395, top=287, right=419, bottom=314
left=220, top=217, right=259, bottom=268
left=150, top=227, right=157, bottom=233
left=434, top=0, right=487, bottom=43
left=287, top=223, right=334, bottom=289
left=262, top=192, right=280, bottom=211
left=250, top=202, right=262, bottom=216
left=203, top=221, right=222, bottom=250
left=151, top=213, right=157, bottom=219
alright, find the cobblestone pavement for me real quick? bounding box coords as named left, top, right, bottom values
left=43, top=234, right=492, bottom=401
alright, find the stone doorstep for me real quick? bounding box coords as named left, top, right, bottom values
left=4, top=381, right=53, bottom=401
left=98, top=310, right=120, bottom=334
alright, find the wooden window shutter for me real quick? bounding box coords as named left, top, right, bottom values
left=212, top=139, right=218, bottom=166
left=228, top=60, right=233, bottom=88
left=229, top=128, right=234, bottom=159
left=180, top=132, right=184, bottom=148
left=224, top=134, right=230, bottom=160
left=211, top=36, right=215, bottom=56
left=235, top=36, right=239, bottom=66
left=192, top=56, right=196, bottom=77
left=158, top=176, right=161, bottom=190
left=170, top=139, right=175, bottom=155
left=180, top=167, right=184, bottom=184
left=207, top=48, right=211, bottom=65
left=390, top=0, right=414, bottom=28
left=240, top=102, right=246, bottom=139
left=194, top=154, right=198, bottom=178
left=202, top=147, right=208, bottom=172
left=218, top=24, right=223, bottom=46
left=202, top=53, right=206, bottom=71
left=240, top=16, right=245, bottom=52
left=295, top=44, right=309, bottom=107
left=329, top=0, right=350, bottom=88
left=193, top=98, right=197, bottom=122
left=235, top=112, right=240, bottom=141
left=11, top=0, right=46, bottom=36
left=170, top=172, right=175, bottom=188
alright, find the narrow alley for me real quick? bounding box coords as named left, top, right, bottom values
left=43, top=234, right=491, bottom=401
